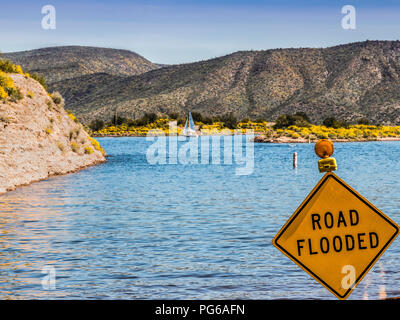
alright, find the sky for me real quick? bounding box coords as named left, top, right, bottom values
left=1, top=0, right=400, bottom=64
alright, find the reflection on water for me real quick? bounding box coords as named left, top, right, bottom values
left=0, top=138, right=400, bottom=299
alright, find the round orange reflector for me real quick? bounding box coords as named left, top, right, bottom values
left=315, top=139, right=334, bottom=159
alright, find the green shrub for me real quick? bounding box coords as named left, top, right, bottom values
left=254, top=118, right=267, bottom=123
left=219, top=112, right=238, bottom=129
left=84, top=146, right=93, bottom=154
left=0, top=116, right=10, bottom=123
left=8, top=87, right=23, bottom=102
left=50, top=91, right=64, bottom=107
left=177, top=117, right=186, bottom=126
left=0, top=59, right=18, bottom=73
left=46, top=99, right=53, bottom=110
left=167, top=112, right=179, bottom=119
left=57, top=142, right=64, bottom=152
left=89, top=119, right=105, bottom=131
left=273, top=113, right=311, bottom=129
left=130, top=112, right=158, bottom=126
left=190, top=112, right=204, bottom=123
left=322, top=117, right=349, bottom=129
left=294, top=112, right=311, bottom=123
left=30, top=73, right=47, bottom=90
left=357, top=117, right=370, bottom=125
left=71, top=142, right=79, bottom=153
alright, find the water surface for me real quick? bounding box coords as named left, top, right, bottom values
left=0, top=137, right=399, bottom=299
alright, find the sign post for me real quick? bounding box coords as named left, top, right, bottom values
left=272, top=140, right=399, bottom=300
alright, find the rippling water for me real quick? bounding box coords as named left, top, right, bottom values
left=0, top=137, right=399, bottom=299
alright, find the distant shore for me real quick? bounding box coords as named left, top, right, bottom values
left=91, top=122, right=400, bottom=142
left=253, top=135, right=400, bottom=143
left=92, top=133, right=400, bottom=143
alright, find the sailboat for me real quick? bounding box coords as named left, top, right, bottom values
left=181, top=112, right=198, bottom=137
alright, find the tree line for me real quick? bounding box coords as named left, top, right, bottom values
left=273, top=113, right=372, bottom=129
left=89, top=112, right=248, bottom=131
left=88, top=111, right=373, bottom=132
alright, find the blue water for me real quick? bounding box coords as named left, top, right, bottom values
left=0, top=137, right=400, bottom=300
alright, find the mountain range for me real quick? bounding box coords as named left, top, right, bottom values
left=4, top=41, right=400, bottom=125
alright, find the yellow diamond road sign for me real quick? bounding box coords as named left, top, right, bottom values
left=272, top=172, right=399, bottom=300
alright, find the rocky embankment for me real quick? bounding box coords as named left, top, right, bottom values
left=0, top=74, right=106, bottom=195
left=253, top=135, right=309, bottom=143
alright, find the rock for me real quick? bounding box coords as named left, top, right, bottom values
left=0, top=74, right=106, bottom=195
left=253, top=135, right=308, bottom=143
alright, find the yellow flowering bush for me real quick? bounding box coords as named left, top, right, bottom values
left=0, top=86, right=7, bottom=99
left=67, top=112, right=80, bottom=123
left=70, top=142, right=79, bottom=153
left=0, top=71, right=14, bottom=88
left=84, top=146, right=94, bottom=154
left=89, top=137, right=106, bottom=155
left=89, top=116, right=400, bottom=142
left=15, top=65, right=23, bottom=74
left=57, top=142, right=64, bottom=152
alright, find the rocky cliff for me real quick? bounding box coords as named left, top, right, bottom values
left=0, top=73, right=106, bottom=194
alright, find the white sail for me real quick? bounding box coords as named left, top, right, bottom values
left=182, top=112, right=198, bottom=137
left=189, top=112, right=196, bottom=131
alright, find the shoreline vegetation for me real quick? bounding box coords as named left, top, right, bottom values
left=3, top=53, right=400, bottom=144
left=88, top=112, right=400, bottom=143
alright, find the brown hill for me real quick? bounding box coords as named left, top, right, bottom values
left=9, top=41, right=400, bottom=125
left=3, top=46, right=159, bottom=84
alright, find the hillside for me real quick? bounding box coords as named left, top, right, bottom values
left=3, top=46, right=159, bottom=84
left=9, top=41, right=400, bottom=125
left=0, top=72, right=106, bottom=194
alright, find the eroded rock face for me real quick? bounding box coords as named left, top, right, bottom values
left=0, top=74, right=106, bottom=194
